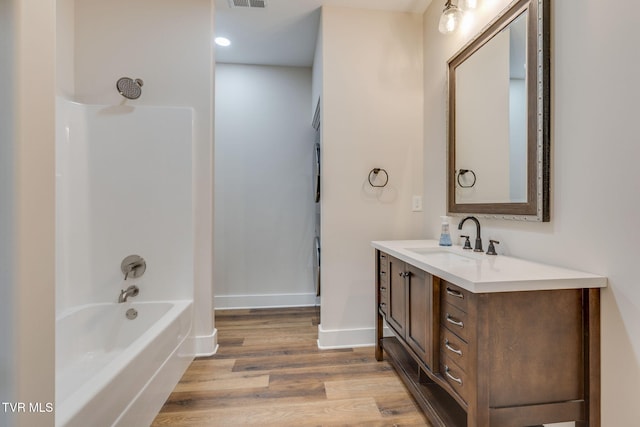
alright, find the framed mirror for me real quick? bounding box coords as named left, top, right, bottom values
left=447, top=0, right=550, bottom=221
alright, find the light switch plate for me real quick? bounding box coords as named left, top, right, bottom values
left=412, top=195, right=423, bottom=212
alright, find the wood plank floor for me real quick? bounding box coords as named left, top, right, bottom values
left=152, top=306, right=430, bottom=426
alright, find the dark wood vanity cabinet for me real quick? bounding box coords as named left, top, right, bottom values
left=375, top=249, right=601, bottom=427
left=376, top=253, right=438, bottom=368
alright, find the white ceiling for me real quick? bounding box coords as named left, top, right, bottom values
left=214, top=0, right=432, bottom=67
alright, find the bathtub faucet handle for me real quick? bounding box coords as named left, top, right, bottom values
left=121, top=255, right=146, bottom=280
left=124, top=263, right=139, bottom=280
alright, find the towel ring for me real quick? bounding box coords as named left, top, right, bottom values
left=368, top=168, right=389, bottom=188
left=457, top=169, right=476, bottom=188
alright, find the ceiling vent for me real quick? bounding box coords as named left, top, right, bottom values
left=227, top=0, right=267, bottom=8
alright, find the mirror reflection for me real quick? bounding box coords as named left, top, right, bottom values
left=455, top=12, right=527, bottom=204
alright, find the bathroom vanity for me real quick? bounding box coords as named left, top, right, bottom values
left=373, top=240, right=606, bottom=427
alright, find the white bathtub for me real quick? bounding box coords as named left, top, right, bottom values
left=55, top=300, right=194, bottom=427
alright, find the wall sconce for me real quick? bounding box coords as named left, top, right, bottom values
left=438, top=0, right=464, bottom=34
left=438, top=0, right=479, bottom=34
left=459, top=0, right=478, bottom=10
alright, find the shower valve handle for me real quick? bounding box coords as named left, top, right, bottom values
left=121, top=255, right=146, bottom=280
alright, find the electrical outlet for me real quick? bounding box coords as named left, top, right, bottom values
left=412, top=195, right=423, bottom=212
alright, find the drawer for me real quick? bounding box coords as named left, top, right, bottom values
left=379, top=268, right=388, bottom=284
left=440, top=353, right=470, bottom=403
left=378, top=251, right=389, bottom=315
left=379, top=301, right=388, bottom=315
left=379, top=252, right=389, bottom=272
left=440, top=327, right=468, bottom=372
left=379, top=285, right=388, bottom=315
left=442, top=281, right=469, bottom=312
left=442, top=303, right=470, bottom=342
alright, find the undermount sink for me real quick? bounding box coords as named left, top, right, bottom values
left=406, top=247, right=478, bottom=262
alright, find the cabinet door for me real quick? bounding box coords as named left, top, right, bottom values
left=387, top=256, right=407, bottom=337
left=407, top=265, right=433, bottom=368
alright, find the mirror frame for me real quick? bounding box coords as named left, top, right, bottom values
left=447, top=0, right=550, bottom=221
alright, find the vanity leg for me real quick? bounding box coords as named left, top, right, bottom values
left=579, top=288, right=601, bottom=427
left=375, top=249, right=384, bottom=361
left=375, top=310, right=383, bottom=361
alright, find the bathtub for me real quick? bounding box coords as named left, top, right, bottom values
left=55, top=300, right=194, bottom=427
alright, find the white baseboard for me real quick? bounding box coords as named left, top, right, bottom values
left=317, top=323, right=395, bottom=349
left=193, top=328, right=218, bottom=357
left=214, top=293, right=320, bottom=310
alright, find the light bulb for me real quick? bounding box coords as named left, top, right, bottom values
left=439, top=4, right=464, bottom=34
left=215, top=37, right=231, bottom=47
left=460, top=0, right=478, bottom=10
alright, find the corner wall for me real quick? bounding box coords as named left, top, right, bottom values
left=422, top=1, right=640, bottom=425
left=0, top=0, right=16, bottom=416
left=319, top=6, right=424, bottom=347
left=1, top=1, right=56, bottom=426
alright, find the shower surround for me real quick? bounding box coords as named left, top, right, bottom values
left=55, top=99, right=195, bottom=426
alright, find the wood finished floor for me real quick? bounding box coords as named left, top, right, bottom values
left=152, top=306, right=430, bottom=426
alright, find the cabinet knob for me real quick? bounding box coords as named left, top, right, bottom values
left=399, top=271, right=410, bottom=278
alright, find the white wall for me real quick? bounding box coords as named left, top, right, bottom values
left=508, top=78, right=526, bottom=201
left=56, top=0, right=74, bottom=98
left=70, top=0, right=216, bottom=355
left=318, top=6, right=424, bottom=347
left=1, top=1, right=56, bottom=426
left=214, top=64, right=316, bottom=309
left=311, top=16, right=323, bottom=117
left=423, top=1, right=640, bottom=425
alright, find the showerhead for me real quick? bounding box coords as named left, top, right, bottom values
left=116, top=77, right=144, bottom=100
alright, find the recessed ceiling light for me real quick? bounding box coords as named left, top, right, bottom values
left=215, top=37, right=231, bottom=47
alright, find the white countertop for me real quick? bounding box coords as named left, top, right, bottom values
left=372, top=240, right=607, bottom=293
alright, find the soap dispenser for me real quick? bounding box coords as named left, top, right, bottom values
left=439, top=216, right=452, bottom=246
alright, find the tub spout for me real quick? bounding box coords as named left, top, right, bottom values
left=118, top=285, right=139, bottom=303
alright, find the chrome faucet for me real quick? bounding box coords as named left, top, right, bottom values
left=458, top=216, right=483, bottom=252
left=118, top=285, right=139, bottom=303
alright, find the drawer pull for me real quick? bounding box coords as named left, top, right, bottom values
left=399, top=271, right=410, bottom=278
left=446, top=313, right=464, bottom=328
left=380, top=286, right=387, bottom=291
left=444, top=339, right=463, bottom=356
left=380, top=255, right=386, bottom=259
left=380, top=271, right=386, bottom=275
left=445, top=365, right=463, bottom=385
left=446, top=287, right=464, bottom=299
